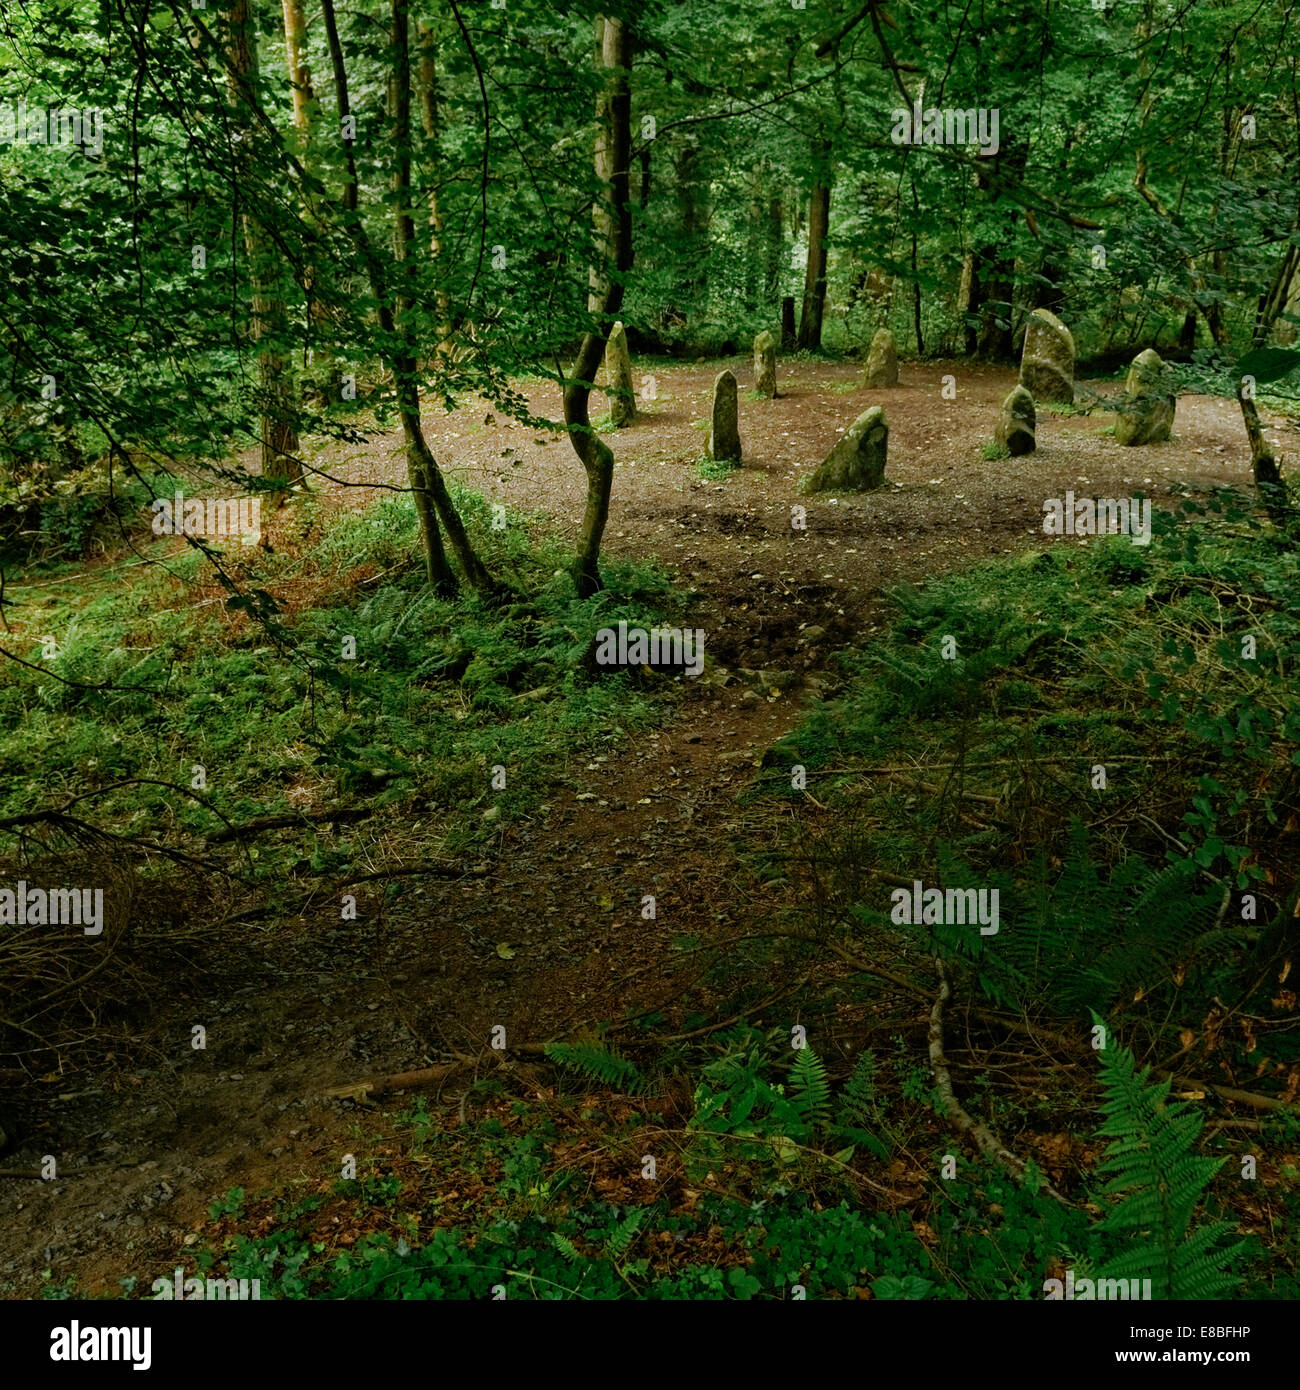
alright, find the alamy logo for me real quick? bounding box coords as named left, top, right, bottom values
left=152, top=491, right=261, bottom=545
left=151, top=1268, right=262, bottom=1300
left=890, top=102, right=999, bottom=156
left=50, top=1322, right=150, bottom=1370
left=1043, top=1270, right=1152, bottom=1300
left=890, top=880, right=999, bottom=935
left=0, top=881, right=103, bottom=935
left=0, top=102, right=105, bottom=156
left=594, top=620, right=705, bottom=677
left=1042, top=492, right=1151, bottom=546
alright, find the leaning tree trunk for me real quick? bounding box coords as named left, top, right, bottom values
left=797, top=141, right=831, bottom=350
left=281, top=0, right=336, bottom=412
left=224, top=0, right=302, bottom=489
left=416, top=19, right=454, bottom=360
left=389, top=0, right=492, bottom=592
left=566, top=14, right=632, bottom=599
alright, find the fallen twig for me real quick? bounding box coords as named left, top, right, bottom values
left=929, top=957, right=1073, bottom=1206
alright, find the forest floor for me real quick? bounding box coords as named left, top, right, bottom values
left=1, top=358, right=1287, bottom=1298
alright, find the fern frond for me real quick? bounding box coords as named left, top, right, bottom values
left=604, top=1207, right=646, bottom=1262
left=1091, top=1034, right=1244, bottom=1299
left=551, top=1232, right=584, bottom=1265
left=544, top=1040, right=644, bottom=1092
left=788, top=1046, right=831, bottom=1130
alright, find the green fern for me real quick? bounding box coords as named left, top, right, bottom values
left=551, top=1231, right=584, bottom=1265
left=788, top=1046, right=831, bottom=1131
left=604, top=1207, right=646, bottom=1262
left=925, top=820, right=1222, bottom=1016
left=830, top=1048, right=890, bottom=1160
left=544, top=1040, right=644, bottom=1093
left=1091, top=1033, right=1246, bottom=1298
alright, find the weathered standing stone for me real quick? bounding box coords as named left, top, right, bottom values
left=1019, top=308, right=1075, bottom=405
left=708, top=369, right=741, bottom=462
left=798, top=406, right=888, bottom=494
left=995, top=385, right=1036, bottom=455
left=753, top=330, right=777, bottom=397
left=864, top=328, right=899, bottom=388
left=604, top=321, right=636, bottom=426
left=1114, top=348, right=1175, bottom=445
left=781, top=296, right=797, bottom=351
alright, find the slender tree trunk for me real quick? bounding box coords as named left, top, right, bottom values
left=566, top=15, right=632, bottom=599
left=1254, top=241, right=1300, bottom=347
left=744, top=165, right=764, bottom=313
left=765, top=194, right=783, bottom=304
left=320, top=0, right=489, bottom=592
left=415, top=20, right=453, bottom=359
left=282, top=0, right=335, bottom=415
left=797, top=142, right=831, bottom=350
left=389, top=0, right=491, bottom=592
left=224, top=0, right=301, bottom=489
left=672, top=142, right=703, bottom=326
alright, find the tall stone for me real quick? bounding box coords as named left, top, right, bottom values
left=781, top=296, right=797, bottom=351
left=709, top=369, right=741, bottom=462
left=1114, top=348, right=1175, bottom=445
left=753, top=330, right=777, bottom=397
left=798, top=406, right=887, bottom=494
left=864, top=328, right=899, bottom=388
left=1019, top=308, right=1075, bottom=405
left=604, top=321, right=636, bottom=426
left=995, top=385, right=1036, bottom=455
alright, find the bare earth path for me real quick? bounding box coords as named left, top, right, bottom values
left=0, top=359, right=1285, bottom=1296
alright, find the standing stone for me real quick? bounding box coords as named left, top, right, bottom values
left=1114, top=348, right=1175, bottom=445
left=604, top=321, right=636, bottom=426
left=864, top=328, right=899, bottom=388
left=1019, top=308, right=1075, bottom=405
left=753, top=330, right=777, bottom=398
left=781, top=296, right=797, bottom=351
left=995, top=385, right=1036, bottom=455
left=708, top=370, right=741, bottom=462
left=798, top=406, right=888, bottom=494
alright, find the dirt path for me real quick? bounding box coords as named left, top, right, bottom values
left=0, top=359, right=1284, bottom=1297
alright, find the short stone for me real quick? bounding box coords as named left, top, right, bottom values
left=1114, top=348, right=1175, bottom=445
left=996, top=384, right=1036, bottom=455
left=753, top=330, right=777, bottom=398
left=708, top=369, right=742, bottom=462
left=604, top=321, right=636, bottom=427
left=1019, top=308, right=1075, bottom=405
left=798, top=406, right=888, bottom=493
left=864, top=328, right=899, bottom=388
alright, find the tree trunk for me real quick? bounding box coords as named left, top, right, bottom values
left=797, top=143, right=831, bottom=351
left=281, top=0, right=336, bottom=414
left=224, top=0, right=301, bottom=489
left=415, top=20, right=453, bottom=359
left=566, top=15, right=632, bottom=599
left=389, top=0, right=491, bottom=592
left=966, top=140, right=1028, bottom=359
left=1254, top=241, right=1300, bottom=348
left=765, top=195, right=783, bottom=304
left=671, top=142, right=703, bottom=325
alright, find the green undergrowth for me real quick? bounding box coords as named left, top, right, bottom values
left=94, top=1024, right=1282, bottom=1301
left=0, top=484, right=683, bottom=875
left=751, top=491, right=1300, bottom=1085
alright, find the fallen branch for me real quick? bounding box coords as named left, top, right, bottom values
left=205, top=808, right=371, bottom=842
left=1165, top=1074, right=1300, bottom=1117
left=929, top=957, right=1073, bottom=1206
